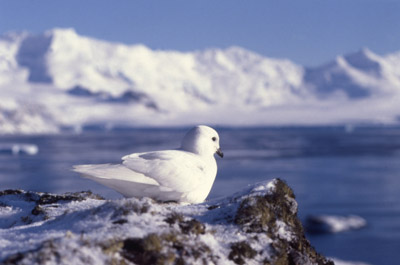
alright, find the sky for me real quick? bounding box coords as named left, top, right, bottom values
left=1, top=0, right=400, bottom=66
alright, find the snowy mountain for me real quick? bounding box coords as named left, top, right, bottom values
left=305, top=48, right=400, bottom=98
left=1, top=28, right=400, bottom=134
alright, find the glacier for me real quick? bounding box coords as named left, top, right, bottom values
left=1, top=28, right=400, bottom=134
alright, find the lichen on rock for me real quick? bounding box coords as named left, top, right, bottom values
left=234, top=179, right=333, bottom=265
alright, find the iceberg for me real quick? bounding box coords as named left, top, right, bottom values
left=305, top=214, right=367, bottom=234
left=0, top=143, right=39, bottom=155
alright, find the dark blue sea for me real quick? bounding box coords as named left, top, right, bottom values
left=1, top=127, right=400, bottom=265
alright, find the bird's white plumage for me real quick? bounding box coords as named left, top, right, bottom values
left=73, top=125, right=222, bottom=203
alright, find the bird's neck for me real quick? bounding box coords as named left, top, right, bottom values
left=180, top=143, right=214, bottom=158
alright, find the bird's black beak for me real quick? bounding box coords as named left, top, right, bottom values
left=216, top=148, right=224, bottom=158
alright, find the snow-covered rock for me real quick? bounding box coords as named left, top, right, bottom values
left=0, top=179, right=333, bottom=265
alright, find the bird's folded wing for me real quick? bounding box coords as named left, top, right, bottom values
left=73, top=164, right=183, bottom=200
left=122, top=150, right=206, bottom=193
left=88, top=177, right=182, bottom=200
left=73, top=164, right=159, bottom=185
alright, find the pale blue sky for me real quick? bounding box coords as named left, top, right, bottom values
left=1, top=0, right=399, bottom=66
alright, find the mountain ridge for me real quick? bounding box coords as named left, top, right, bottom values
left=1, top=28, right=400, bottom=133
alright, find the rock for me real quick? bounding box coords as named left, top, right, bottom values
left=0, top=179, right=333, bottom=265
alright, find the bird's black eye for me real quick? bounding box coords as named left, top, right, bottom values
left=212, top=137, right=217, bottom=142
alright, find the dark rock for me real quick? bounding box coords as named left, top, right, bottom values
left=37, top=191, right=104, bottom=205
left=112, top=219, right=128, bottom=225
left=228, top=241, right=257, bottom=265
left=123, top=234, right=164, bottom=265
left=0, top=189, right=24, bottom=196
left=178, top=219, right=206, bottom=235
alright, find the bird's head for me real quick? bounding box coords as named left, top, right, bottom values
left=181, top=125, right=223, bottom=158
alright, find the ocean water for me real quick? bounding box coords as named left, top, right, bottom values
left=1, top=127, right=400, bottom=265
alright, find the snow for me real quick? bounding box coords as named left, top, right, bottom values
left=1, top=28, right=400, bottom=134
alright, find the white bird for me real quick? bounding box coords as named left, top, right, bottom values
left=73, top=125, right=223, bottom=204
